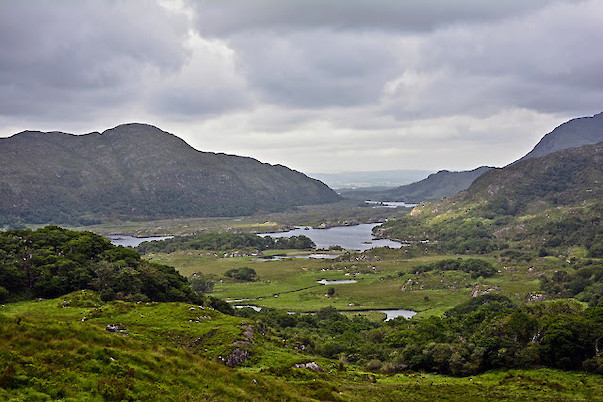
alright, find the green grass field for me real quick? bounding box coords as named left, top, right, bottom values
left=2, top=292, right=601, bottom=401
left=144, top=248, right=563, bottom=318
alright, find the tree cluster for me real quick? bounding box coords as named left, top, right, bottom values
left=0, top=226, right=200, bottom=303
left=540, top=259, right=603, bottom=306
left=136, top=233, right=315, bottom=254
left=238, top=296, right=603, bottom=376
left=413, top=258, right=498, bottom=278
left=224, top=267, right=258, bottom=282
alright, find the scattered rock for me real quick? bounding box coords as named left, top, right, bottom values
left=526, top=293, right=546, bottom=302
left=221, top=348, right=249, bottom=367
left=293, top=362, right=324, bottom=372
left=470, top=284, right=500, bottom=297
left=105, top=324, right=127, bottom=334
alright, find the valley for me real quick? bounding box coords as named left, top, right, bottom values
left=0, top=114, right=602, bottom=400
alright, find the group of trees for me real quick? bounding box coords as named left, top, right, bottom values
left=238, top=295, right=603, bottom=375
left=224, top=267, right=257, bottom=281
left=136, top=233, right=315, bottom=254
left=413, top=258, right=498, bottom=278
left=540, top=259, right=603, bottom=306
left=0, top=226, right=200, bottom=303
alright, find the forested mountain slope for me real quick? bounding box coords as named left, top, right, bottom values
left=377, top=142, right=603, bottom=256
left=0, top=123, right=340, bottom=226
left=381, top=166, right=493, bottom=203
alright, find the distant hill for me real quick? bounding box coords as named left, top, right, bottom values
left=0, top=123, right=341, bottom=226
left=309, top=169, right=432, bottom=189
left=380, top=166, right=493, bottom=203
left=358, top=112, right=603, bottom=203
left=519, top=112, right=603, bottom=161
left=377, top=142, right=603, bottom=256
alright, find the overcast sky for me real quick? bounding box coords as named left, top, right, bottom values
left=1, top=0, right=602, bottom=173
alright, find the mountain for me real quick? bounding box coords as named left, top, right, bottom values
left=0, top=123, right=341, bottom=226
left=380, top=166, right=493, bottom=203
left=377, top=142, right=602, bottom=256
left=519, top=112, right=603, bottom=161
left=358, top=112, right=603, bottom=203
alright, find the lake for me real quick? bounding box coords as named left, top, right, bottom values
left=260, top=223, right=401, bottom=251
left=108, top=235, right=173, bottom=248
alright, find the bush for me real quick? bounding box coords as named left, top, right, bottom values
left=0, top=286, right=8, bottom=303
left=189, top=272, right=214, bottom=293
left=225, top=267, right=257, bottom=281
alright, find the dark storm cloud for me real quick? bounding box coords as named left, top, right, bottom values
left=190, top=0, right=554, bottom=35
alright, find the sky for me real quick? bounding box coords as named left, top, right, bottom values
left=1, top=0, right=602, bottom=174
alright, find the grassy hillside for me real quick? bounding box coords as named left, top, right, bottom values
left=378, top=142, right=602, bottom=256
left=2, top=292, right=602, bottom=401
left=0, top=123, right=340, bottom=227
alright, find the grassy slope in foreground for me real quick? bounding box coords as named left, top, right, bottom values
left=1, top=292, right=602, bottom=401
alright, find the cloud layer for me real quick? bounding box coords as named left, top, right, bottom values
left=1, top=0, right=602, bottom=173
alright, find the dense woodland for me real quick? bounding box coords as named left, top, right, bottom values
left=238, top=296, right=603, bottom=375
left=0, top=226, right=200, bottom=304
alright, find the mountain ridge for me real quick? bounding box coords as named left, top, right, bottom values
left=0, top=123, right=341, bottom=226
left=378, top=141, right=602, bottom=255
left=354, top=112, right=603, bottom=203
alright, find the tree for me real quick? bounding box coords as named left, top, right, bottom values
left=225, top=267, right=257, bottom=281
left=189, top=272, right=214, bottom=293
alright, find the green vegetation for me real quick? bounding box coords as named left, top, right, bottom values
left=189, top=272, right=214, bottom=293
left=379, top=142, right=602, bottom=256
left=225, top=267, right=258, bottom=282
left=0, top=226, right=199, bottom=304
left=1, top=129, right=602, bottom=399
left=137, top=232, right=315, bottom=254
left=237, top=297, right=603, bottom=376
left=539, top=259, right=603, bottom=306
left=413, top=258, right=497, bottom=278
left=0, top=123, right=340, bottom=227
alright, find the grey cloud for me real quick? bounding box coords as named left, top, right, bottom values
left=231, top=30, right=399, bottom=108
left=382, top=0, right=603, bottom=119
left=0, top=1, right=189, bottom=118
left=189, top=0, right=556, bottom=35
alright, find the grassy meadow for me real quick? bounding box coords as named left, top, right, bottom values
left=1, top=291, right=602, bottom=401
left=145, top=247, right=567, bottom=318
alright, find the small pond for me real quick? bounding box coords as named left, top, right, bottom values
left=317, top=279, right=358, bottom=285
left=108, top=235, right=173, bottom=248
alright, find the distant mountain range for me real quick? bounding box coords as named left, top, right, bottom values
left=347, top=112, right=603, bottom=203
left=309, top=169, right=433, bottom=189
left=0, top=123, right=340, bottom=226
left=379, top=166, right=493, bottom=203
